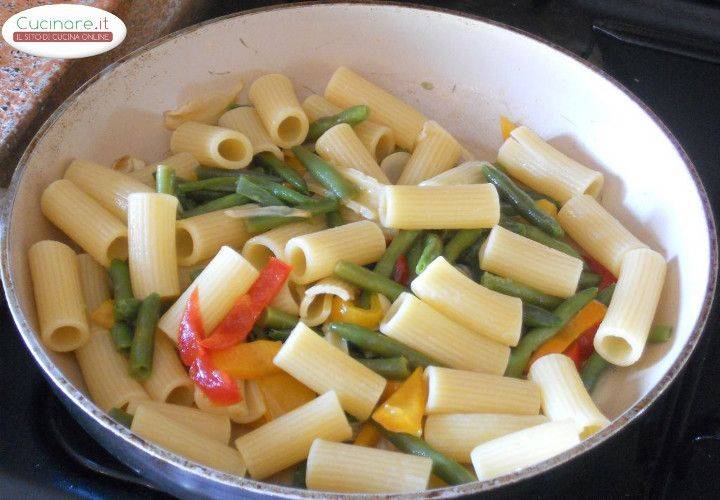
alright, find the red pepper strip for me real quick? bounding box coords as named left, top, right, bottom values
left=393, top=255, right=409, bottom=286
left=201, top=257, right=292, bottom=350
left=563, top=324, right=599, bottom=371
left=178, top=288, right=240, bottom=405
left=584, top=255, right=616, bottom=290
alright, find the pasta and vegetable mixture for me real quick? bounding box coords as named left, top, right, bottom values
left=28, top=66, right=669, bottom=493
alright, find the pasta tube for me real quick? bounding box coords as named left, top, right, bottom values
left=158, top=246, right=259, bottom=342
left=315, top=123, right=390, bottom=183
left=141, top=334, right=194, bottom=406
left=248, top=74, right=308, bottom=148
left=411, top=256, right=523, bottom=346
left=241, top=219, right=325, bottom=268
left=127, top=193, right=180, bottom=299
left=235, top=391, right=352, bottom=479
left=324, top=66, right=427, bottom=150
left=28, top=240, right=89, bottom=352
left=131, top=152, right=199, bottom=186
left=40, top=179, right=128, bottom=267
left=176, top=210, right=250, bottom=266
left=131, top=405, right=246, bottom=475
left=76, top=253, right=110, bottom=312
left=273, top=322, right=386, bottom=420
left=496, top=126, right=603, bottom=203
left=528, top=354, right=609, bottom=437
left=380, top=293, right=510, bottom=374
left=419, top=160, right=488, bottom=186
left=470, top=420, right=580, bottom=480
left=424, top=413, right=549, bottom=463
left=479, top=225, right=583, bottom=298
left=558, top=194, right=648, bottom=276
left=397, top=121, right=461, bottom=185
left=218, top=106, right=283, bottom=159
left=380, top=184, right=499, bottom=229
left=128, top=401, right=231, bottom=444
left=302, top=94, right=395, bottom=161
left=64, top=159, right=153, bottom=222
left=306, top=439, right=432, bottom=493
left=170, top=121, right=253, bottom=169
left=285, top=220, right=386, bottom=284
left=298, top=278, right=356, bottom=327
left=425, top=366, right=541, bottom=415
left=594, top=248, right=667, bottom=366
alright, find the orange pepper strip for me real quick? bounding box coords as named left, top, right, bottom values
left=353, top=423, right=381, bottom=447
left=256, top=372, right=316, bottom=421
left=500, top=116, right=518, bottom=140
left=372, top=367, right=427, bottom=437
left=527, top=300, right=607, bottom=370
left=209, top=340, right=283, bottom=379
left=329, top=294, right=384, bottom=330
left=91, top=299, right=115, bottom=329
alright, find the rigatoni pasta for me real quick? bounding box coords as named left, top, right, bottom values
left=397, top=121, right=461, bottom=185
left=285, top=220, right=386, bottom=284
left=558, top=194, right=647, bottom=276
left=131, top=152, right=199, bottom=186
left=41, top=179, right=128, bottom=266
left=128, top=401, right=231, bottom=444
left=218, top=106, right=283, bottom=159
left=380, top=184, right=500, bottom=229
left=419, top=160, right=488, bottom=186
left=299, top=278, right=356, bottom=327
left=273, top=322, right=386, bottom=420
left=248, top=73, right=309, bottom=148
left=235, top=391, right=352, bottom=479
left=306, top=439, right=432, bottom=493
left=411, top=256, right=523, bottom=346
left=170, top=121, right=253, bottom=169
left=594, top=248, right=667, bottom=366
left=479, top=225, right=583, bottom=298
left=175, top=210, right=250, bottom=266
left=28, top=240, right=89, bottom=352
left=140, top=334, right=194, bottom=406
left=315, top=123, right=390, bottom=183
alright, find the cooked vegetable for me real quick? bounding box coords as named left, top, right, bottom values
left=129, top=293, right=161, bottom=380
left=443, top=229, right=485, bottom=264
left=109, top=321, right=133, bottom=351
left=374, top=230, right=422, bottom=278
left=648, top=325, right=673, bottom=343
left=295, top=197, right=340, bottom=216
left=178, top=176, right=236, bottom=193
left=155, top=165, right=176, bottom=195
left=182, top=193, right=249, bottom=218
left=325, top=210, right=344, bottom=227
left=108, top=259, right=141, bottom=323
left=330, top=294, right=385, bottom=330
left=500, top=218, right=580, bottom=259
left=523, top=303, right=561, bottom=328
left=260, top=307, right=299, bottom=330
left=108, top=407, right=133, bottom=427
left=245, top=215, right=307, bottom=234
left=481, top=272, right=562, bottom=309
left=596, top=283, right=616, bottom=306
left=255, top=151, right=309, bottom=194
left=209, top=340, right=283, bottom=378
left=333, top=261, right=406, bottom=301
left=235, top=176, right=284, bottom=206
left=578, top=271, right=602, bottom=289
left=372, top=367, right=426, bottom=435
left=580, top=352, right=608, bottom=392
left=292, top=145, right=357, bottom=199
left=357, top=356, right=411, bottom=380
left=415, top=233, right=443, bottom=275
left=307, top=104, right=370, bottom=140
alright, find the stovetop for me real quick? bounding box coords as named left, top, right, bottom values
left=1, top=1, right=719, bottom=498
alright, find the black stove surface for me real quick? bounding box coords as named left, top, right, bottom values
left=2, top=1, right=719, bottom=498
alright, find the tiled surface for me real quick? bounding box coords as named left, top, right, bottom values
left=0, top=0, right=210, bottom=185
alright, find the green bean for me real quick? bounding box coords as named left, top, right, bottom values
left=581, top=352, right=609, bottom=392
left=648, top=325, right=673, bottom=343
left=244, top=216, right=306, bottom=234
left=188, top=266, right=205, bottom=283
left=108, top=259, right=141, bottom=323
left=374, top=425, right=475, bottom=485
left=596, top=283, right=616, bottom=306
left=482, top=164, right=564, bottom=237
left=443, top=229, right=485, bottom=264
left=267, top=329, right=291, bottom=341
left=416, top=233, right=443, bottom=275
left=129, top=293, right=161, bottom=380
left=292, top=461, right=307, bottom=489
left=295, top=197, right=340, bottom=216
left=501, top=218, right=581, bottom=259
left=235, top=176, right=284, bottom=206
left=108, top=407, right=133, bottom=428
left=325, top=210, right=344, bottom=227
left=177, top=193, right=197, bottom=211
left=578, top=271, right=602, bottom=289
left=155, top=165, right=176, bottom=195
left=260, top=307, right=298, bottom=330
left=255, top=152, right=309, bottom=194
left=333, top=261, right=406, bottom=301
left=500, top=201, right=520, bottom=216
left=374, top=230, right=422, bottom=277
left=109, top=322, right=133, bottom=351
left=327, top=323, right=439, bottom=368
left=406, top=234, right=426, bottom=281
left=185, top=190, right=231, bottom=202
left=523, top=303, right=561, bottom=328
left=506, top=287, right=598, bottom=377
left=481, top=272, right=562, bottom=309
left=226, top=102, right=242, bottom=111
left=292, top=145, right=357, bottom=199
left=357, top=356, right=411, bottom=379
left=177, top=176, right=236, bottom=193
left=182, top=193, right=249, bottom=218
left=307, top=105, right=370, bottom=140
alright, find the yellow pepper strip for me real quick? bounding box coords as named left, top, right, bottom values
left=527, top=300, right=607, bottom=370
left=354, top=423, right=381, bottom=447
left=381, top=380, right=403, bottom=401
left=372, top=367, right=427, bottom=437
left=535, top=199, right=558, bottom=220
left=428, top=475, right=449, bottom=489
left=329, top=294, right=385, bottom=330
left=210, top=340, right=283, bottom=379
left=256, top=372, right=317, bottom=421
left=91, top=299, right=115, bottom=329
left=283, top=150, right=306, bottom=174
left=500, top=116, right=518, bottom=140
